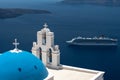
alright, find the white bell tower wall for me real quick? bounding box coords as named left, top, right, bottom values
left=37, top=31, right=42, bottom=46
left=46, top=32, right=54, bottom=48
left=32, top=23, right=62, bottom=69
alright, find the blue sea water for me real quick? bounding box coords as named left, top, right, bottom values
left=0, top=0, right=120, bottom=80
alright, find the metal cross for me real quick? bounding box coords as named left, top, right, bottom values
left=13, top=38, right=19, bottom=49
left=43, top=23, right=48, bottom=28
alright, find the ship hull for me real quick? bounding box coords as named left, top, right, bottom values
left=66, top=42, right=117, bottom=46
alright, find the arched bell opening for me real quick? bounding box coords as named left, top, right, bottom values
left=48, top=48, right=52, bottom=63
left=42, top=32, right=46, bottom=45
left=39, top=47, right=42, bottom=60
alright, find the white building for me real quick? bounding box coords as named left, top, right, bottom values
left=32, top=23, right=105, bottom=80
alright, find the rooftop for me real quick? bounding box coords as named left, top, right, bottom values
left=47, top=65, right=104, bottom=80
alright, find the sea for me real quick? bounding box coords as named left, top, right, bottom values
left=0, top=0, right=120, bottom=80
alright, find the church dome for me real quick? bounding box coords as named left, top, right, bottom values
left=0, top=49, right=48, bottom=80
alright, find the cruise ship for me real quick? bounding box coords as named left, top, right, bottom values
left=66, top=36, right=118, bottom=46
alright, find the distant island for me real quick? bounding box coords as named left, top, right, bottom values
left=62, top=0, right=120, bottom=6
left=0, top=8, right=51, bottom=19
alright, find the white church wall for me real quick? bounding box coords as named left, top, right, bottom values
left=62, top=65, right=105, bottom=80
left=44, top=71, right=54, bottom=80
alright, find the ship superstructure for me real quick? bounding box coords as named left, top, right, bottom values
left=66, top=36, right=118, bottom=46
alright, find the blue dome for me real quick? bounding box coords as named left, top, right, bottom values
left=0, top=49, right=48, bottom=80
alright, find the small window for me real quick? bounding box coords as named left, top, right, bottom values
left=18, top=68, right=22, bottom=72
left=34, top=65, right=38, bottom=70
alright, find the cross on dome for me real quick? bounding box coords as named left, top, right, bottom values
left=13, top=38, right=19, bottom=49
left=43, top=23, right=48, bottom=28
left=10, top=39, right=22, bottom=53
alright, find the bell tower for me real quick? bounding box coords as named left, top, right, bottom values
left=32, top=23, right=61, bottom=69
